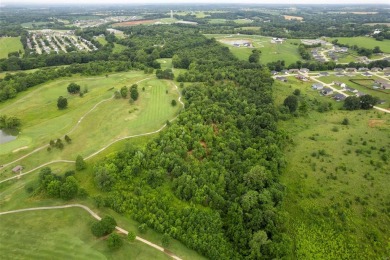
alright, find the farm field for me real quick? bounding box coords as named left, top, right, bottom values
left=0, top=71, right=181, bottom=181
left=0, top=37, right=24, bottom=59
left=330, top=37, right=390, bottom=53
left=273, top=79, right=390, bottom=259
left=205, top=34, right=301, bottom=65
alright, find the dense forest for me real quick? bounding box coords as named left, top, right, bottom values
left=89, top=27, right=289, bottom=259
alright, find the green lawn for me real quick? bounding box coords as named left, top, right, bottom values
left=233, top=19, right=253, bottom=24
left=113, top=43, right=127, bottom=53
left=0, top=37, right=24, bottom=59
left=0, top=208, right=171, bottom=260
left=205, top=34, right=301, bottom=65
left=331, top=37, right=390, bottom=53
left=207, top=19, right=227, bottom=24
left=274, top=79, right=390, bottom=259
left=0, top=72, right=182, bottom=181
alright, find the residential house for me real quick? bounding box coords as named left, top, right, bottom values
left=371, top=67, right=382, bottom=72
left=300, top=68, right=310, bottom=73
left=271, top=70, right=278, bottom=75
left=375, top=79, right=390, bottom=90
left=335, top=72, right=345, bottom=77
left=362, top=72, right=372, bottom=77
left=281, top=69, right=289, bottom=74
left=356, top=92, right=366, bottom=97
left=321, top=87, right=333, bottom=95
left=358, top=67, right=369, bottom=72
left=333, top=81, right=346, bottom=88
left=345, top=68, right=357, bottom=72
left=276, top=76, right=288, bottom=82
left=319, top=71, right=329, bottom=76
left=312, top=83, right=324, bottom=90
left=288, top=69, right=299, bottom=74
left=334, top=68, right=344, bottom=72
left=345, top=86, right=357, bottom=93
left=295, top=75, right=308, bottom=81
left=333, top=93, right=347, bottom=101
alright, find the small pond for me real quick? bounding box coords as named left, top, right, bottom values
left=0, top=129, right=17, bottom=144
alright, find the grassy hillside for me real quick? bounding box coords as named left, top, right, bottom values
left=273, top=79, right=390, bottom=259
left=0, top=37, right=24, bottom=59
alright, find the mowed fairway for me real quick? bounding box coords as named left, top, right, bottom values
left=0, top=37, right=24, bottom=59
left=0, top=72, right=181, bottom=180
left=0, top=208, right=170, bottom=260
left=330, top=37, right=390, bottom=53
left=204, top=34, right=301, bottom=65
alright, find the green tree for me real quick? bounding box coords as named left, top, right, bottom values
left=248, top=50, right=261, bottom=63
left=64, top=135, right=71, bottom=143
left=75, top=155, right=87, bottom=171
left=67, top=83, right=81, bottom=94
left=342, top=118, right=349, bottom=125
left=283, top=95, right=298, bottom=113
left=127, top=231, right=136, bottom=242
left=130, top=84, right=139, bottom=101
left=57, top=96, right=68, bottom=110
left=171, top=99, right=177, bottom=106
left=249, top=230, right=270, bottom=259
left=120, top=86, right=128, bottom=98
left=138, top=223, right=147, bottom=233
left=359, top=95, right=378, bottom=110
left=293, top=89, right=301, bottom=96
left=114, top=90, right=121, bottom=99
left=343, top=96, right=360, bottom=110
left=107, top=233, right=123, bottom=250
left=162, top=233, right=170, bottom=247
left=60, top=176, right=79, bottom=200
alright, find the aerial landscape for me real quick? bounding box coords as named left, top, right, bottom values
left=0, top=0, right=389, bottom=259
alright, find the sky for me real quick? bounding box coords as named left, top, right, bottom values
left=2, top=0, right=389, bottom=5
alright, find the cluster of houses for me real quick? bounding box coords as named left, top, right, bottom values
left=312, top=82, right=348, bottom=101
left=74, top=16, right=138, bottom=28
left=301, top=39, right=328, bottom=46
left=27, top=30, right=97, bottom=55
left=311, top=48, right=327, bottom=62
left=232, top=41, right=251, bottom=47
left=332, top=67, right=390, bottom=77
left=271, top=38, right=285, bottom=44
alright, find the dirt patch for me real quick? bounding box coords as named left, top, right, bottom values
left=113, top=20, right=155, bottom=27
left=13, top=146, right=28, bottom=153
left=283, top=15, right=304, bottom=21
left=219, top=38, right=253, bottom=47
left=369, top=119, right=385, bottom=128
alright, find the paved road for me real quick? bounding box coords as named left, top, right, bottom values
left=0, top=204, right=182, bottom=260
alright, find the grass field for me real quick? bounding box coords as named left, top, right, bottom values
left=0, top=72, right=181, bottom=181
left=331, top=37, right=390, bottom=53
left=205, top=34, right=301, bottom=65
left=273, top=79, right=390, bottom=259
left=0, top=208, right=171, bottom=260
left=0, top=37, right=24, bottom=59
left=113, top=43, right=127, bottom=53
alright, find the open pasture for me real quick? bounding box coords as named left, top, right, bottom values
left=205, top=34, right=301, bottom=65
left=0, top=37, right=24, bottom=59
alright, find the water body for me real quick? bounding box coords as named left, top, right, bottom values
left=0, top=129, right=17, bottom=144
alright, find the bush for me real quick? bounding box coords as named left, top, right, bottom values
left=107, top=233, right=123, bottom=250
left=342, top=118, right=349, bottom=125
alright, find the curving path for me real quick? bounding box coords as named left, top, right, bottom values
left=0, top=204, right=182, bottom=260
left=0, top=81, right=184, bottom=184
